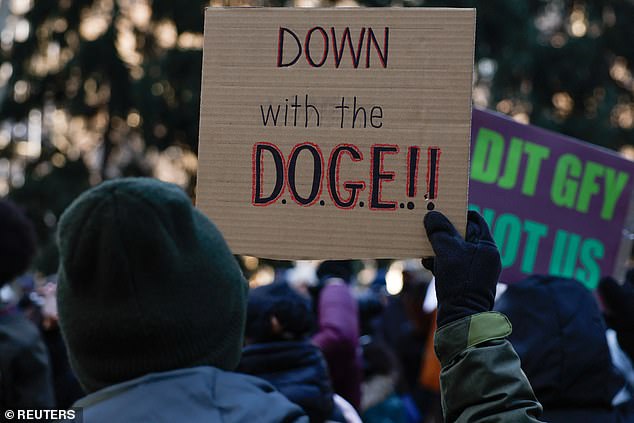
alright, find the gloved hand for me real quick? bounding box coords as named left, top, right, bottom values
left=422, top=210, right=501, bottom=328
left=598, top=274, right=634, bottom=361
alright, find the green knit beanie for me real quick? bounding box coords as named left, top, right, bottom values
left=56, top=177, right=247, bottom=393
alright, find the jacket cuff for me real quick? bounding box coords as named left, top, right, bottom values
left=434, top=311, right=512, bottom=367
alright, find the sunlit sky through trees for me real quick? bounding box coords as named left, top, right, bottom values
left=0, top=0, right=632, bottom=273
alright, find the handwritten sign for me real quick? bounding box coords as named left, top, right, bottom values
left=469, top=108, right=634, bottom=289
left=196, top=8, right=476, bottom=259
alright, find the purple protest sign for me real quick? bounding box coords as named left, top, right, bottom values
left=469, top=108, right=634, bottom=289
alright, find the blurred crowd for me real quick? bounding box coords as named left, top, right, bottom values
left=2, top=178, right=634, bottom=422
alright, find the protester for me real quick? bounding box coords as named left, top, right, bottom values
left=39, top=281, right=84, bottom=409
left=600, top=273, right=634, bottom=394
left=52, top=178, right=550, bottom=422
left=422, top=210, right=543, bottom=422
left=55, top=178, right=307, bottom=422
left=376, top=263, right=432, bottom=387
left=495, top=275, right=634, bottom=422
left=360, top=338, right=408, bottom=423
left=312, top=261, right=363, bottom=410
left=374, top=262, right=434, bottom=419
left=599, top=273, right=634, bottom=363
left=357, top=273, right=385, bottom=338
left=15, top=277, right=83, bottom=408
left=0, top=199, right=55, bottom=410
left=238, top=280, right=353, bottom=423
left=417, top=308, right=443, bottom=423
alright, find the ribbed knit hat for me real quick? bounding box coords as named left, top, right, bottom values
left=56, top=178, right=247, bottom=393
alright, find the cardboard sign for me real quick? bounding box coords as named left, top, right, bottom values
left=197, top=8, right=475, bottom=259
left=469, top=108, right=634, bottom=289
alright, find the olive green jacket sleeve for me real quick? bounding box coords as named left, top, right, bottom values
left=434, top=311, right=544, bottom=423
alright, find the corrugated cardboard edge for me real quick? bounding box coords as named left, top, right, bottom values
left=614, top=187, right=634, bottom=281
left=195, top=11, right=211, bottom=206
left=462, top=7, right=476, bottom=236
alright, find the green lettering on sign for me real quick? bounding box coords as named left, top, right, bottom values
left=576, top=238, right=604, bottom=289
left=497, top=137, right=523, bottom=190
left=601, top=168, right=629, bottom=220
left=471, top=128, right=504, bottom=184
left=551, top=154, right=581, bottom=208
left=521, top=220, right=548, bottom=273
left=493, top=213, right=521, bottom=268
left=576, top=161, right=603, bottom=214
left=521, top=142, right=550, bottom=196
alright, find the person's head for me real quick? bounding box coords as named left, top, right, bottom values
left=494, top=275, right=624, bottom=409
left=361, top=338, right=399, bottom=379
left=316, top=260, right=355, bottom=282
left=0, top=199, right=37, bottom=287
left=245, top=281, right=314, bottom=344
left=56, top=178, right=247, bottom=393
left=309, top=260, right=356, bottom=310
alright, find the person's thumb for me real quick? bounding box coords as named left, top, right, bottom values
left=423, top=211, right=461, bottom=256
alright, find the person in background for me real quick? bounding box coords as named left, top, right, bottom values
left=356, top=271, right=385, bottom=338
left=39, top=281, right=85, bottom=409
left=238, top=280, right=354, bottom=423
left=600, top=272, right=634, bottom=363
left=16, top=275, right=83, bottom=408
left=495, top=275, right=634, bottom=422
left=312, top=260, right=363, bottom=410
left=55, top=178, right=306, bottom=422
left=0, top=199, right=55, bottom=409
left=417, top=307, right=443, bottom=423
left=600, top=273, right=634, bottom=394
left=360, top=338, right=408, bottom=423
left=374, top=262, right=435, bottom=421
left=422, top=210, right=543, bottom=422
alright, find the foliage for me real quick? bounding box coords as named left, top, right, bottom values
left=0, top=0, right=632, bottom=272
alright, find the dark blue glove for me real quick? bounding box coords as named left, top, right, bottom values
left=423, top=210, right=501, bottom=328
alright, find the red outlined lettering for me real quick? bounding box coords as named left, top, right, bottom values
left=366, top=27, right=389, bottom=68
left=331, top=27, right=366, bottom=68
left=277, top=27, right=302, bottom=67
left=286, top=142, right=324, bottom=207
left=277, top=27, right=302, bottom=68
left=406, top=146, right=420, bottom=198
left=252, top=142, right=286, bottom=206
left=327, top=144, right=366, bottom=210
left=426, top=146, right=441, bottom=200
left=370, top=144, right=400, bottom=210
left=305, top=27, right=329, bottom=68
